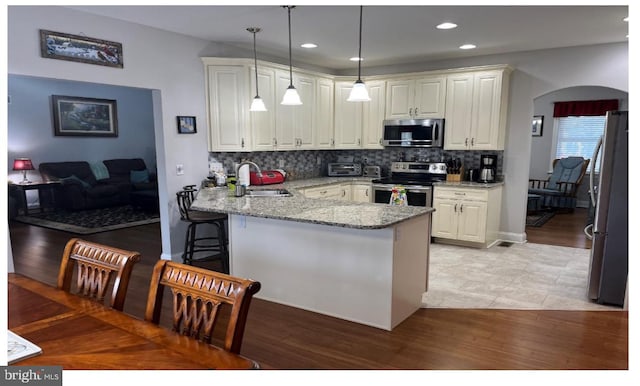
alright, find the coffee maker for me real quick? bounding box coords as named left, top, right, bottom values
left=479, top=155, right=497, bottom=183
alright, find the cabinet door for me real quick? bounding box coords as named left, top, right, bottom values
left=274, top=70, right=297, bottom=150
left=334, top=81, right=362, bottom=149
left=457, top=200, right=488, bottom=242
left=385, top=79, right=413, bottom=119
left=250, top=67, right=277, bottom=151
left=431, top=198, right=459, bottom=239
left=362, top=80, right=385, bottom=149
left=316, top=77, right=335, bottom=149
left=414, top=76, right=446, bottom=118
left=207, top=65, right=250, bottom=151
left=470, top=71, right=503, bottom=150
left=444, top=73, right=474, bottom=150
left=351, top=184, right=371, bottom=203
left=294, top=73, right=315, bottom=149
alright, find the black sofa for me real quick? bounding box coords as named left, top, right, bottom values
left=38, top=158, right=157, bottom=211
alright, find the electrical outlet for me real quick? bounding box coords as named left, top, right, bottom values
left=176, top=164, right=184, bottom=175
left=316, top=156, right=322, bottom=165
left=362, top=157, right=369, bottom=164
left=279, top=159, right=285, bottom=168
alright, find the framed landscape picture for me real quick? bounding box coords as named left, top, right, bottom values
left=52, top=95, right=119, bottom=137
left=177, top=116, right=197, bottom=134
left=532, top=115, right=544, bottom=137
left=40, top=29, right=124, bottom=68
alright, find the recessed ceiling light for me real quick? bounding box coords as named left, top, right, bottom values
left=301, top=43, right=318, bottom=48
left=437, top=22, right=458, bottom=30
left=459, top=44, right=477, bottom=50
left=350, top=57, right=363, bottom=62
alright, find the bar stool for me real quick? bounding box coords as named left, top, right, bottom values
left=176, top=185, right=229, bottom=273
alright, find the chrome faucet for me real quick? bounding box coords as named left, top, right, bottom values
left=235, top=161, right=262, bottom=196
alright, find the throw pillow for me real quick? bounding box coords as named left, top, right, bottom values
left=130, top=169, right=150, bottom=184
left=90, top=161, right=110, bottom=180
left=60, top=175, right=91, bottom=189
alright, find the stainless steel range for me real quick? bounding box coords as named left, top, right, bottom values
left=371, top=162, right=447, bottom=207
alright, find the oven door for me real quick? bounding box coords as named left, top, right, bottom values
left=372, top=184, right=432, bottom=207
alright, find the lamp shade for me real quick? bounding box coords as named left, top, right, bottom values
left=250, top=96, right=267, bottom=112
left=347, top=80, right=371, bottom=102
left=13, top=158, right=34, bottom=171
left=281, top=86, right=302, bottom=105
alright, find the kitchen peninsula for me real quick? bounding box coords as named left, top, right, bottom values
left=191, top=178, right=433, bottom=330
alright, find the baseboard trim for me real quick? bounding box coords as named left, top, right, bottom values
left=497, top=231, right=527, bottom=244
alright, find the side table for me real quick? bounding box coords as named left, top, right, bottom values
left=10, top=181, right=62, bottom=215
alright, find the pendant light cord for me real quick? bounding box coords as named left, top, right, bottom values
left=287, top=6, right=294, bottom=87
left=252, top=30, right=259, bottom=97
left=357, top=5, right=363, bottom=82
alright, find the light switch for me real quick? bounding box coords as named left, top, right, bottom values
left=176, top=164, right=184, bottom=175
left=279, top=159, right=285, bottom=168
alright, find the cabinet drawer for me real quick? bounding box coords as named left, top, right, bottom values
left=434, top=188, right=488, bottom=201
left=303, top=184, right=344, bottom=199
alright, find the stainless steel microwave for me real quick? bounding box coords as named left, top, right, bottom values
left=382, top=118, right=444, bottom=148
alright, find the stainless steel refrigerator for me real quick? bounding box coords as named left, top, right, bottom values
left=586, top=110, right=628, bottom=307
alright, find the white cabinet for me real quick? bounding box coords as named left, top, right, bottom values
left=334, top=80, right=386, bottom=149
left=334, top=81, right=363, bottom=149
left=351, top=183, right=372, bottom=203
left=362, top=80, right=386, bottom=149
left=385, top=76, right=446, bottom=119
left=444, top=69, right=511, bottom=150
left=250, top=66, right=277, bottom=151
left=431, top=185, right=503, bottom=247
left=205, top=65, right=251, bottom=151
left=301, top=183, right=349, bottom=200
left=315, top=77, right=334, bottom=149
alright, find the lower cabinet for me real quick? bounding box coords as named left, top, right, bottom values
left=351, top=183, right=372, bottom=203
left=301, top=183, right=349, bottom=200
left=431, top=185, right=502, bottom=248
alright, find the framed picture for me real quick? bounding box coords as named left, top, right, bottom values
left=52, top=95, right=118, bottom=137
left=177, top=116, right=197, bottom=134
left=40, top=29, right=124, bottom=68
left=532, top=115, right=544, bottom=137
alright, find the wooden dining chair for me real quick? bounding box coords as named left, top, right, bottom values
left=144, top=260, right=261, bottom=354
left=57, top=238, right=142, bottom=311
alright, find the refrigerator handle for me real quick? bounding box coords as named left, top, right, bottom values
left=589, top=135, right=603, bottom=207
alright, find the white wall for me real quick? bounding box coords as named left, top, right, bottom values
left=7, top=6, right=629, bottom=250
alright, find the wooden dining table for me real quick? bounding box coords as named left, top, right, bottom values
left=7, top=273, right=259, bottom=370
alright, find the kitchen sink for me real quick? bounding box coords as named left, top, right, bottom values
left=245, top=189, right=292, bottom=197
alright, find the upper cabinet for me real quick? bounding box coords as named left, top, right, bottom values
left=203, top=58, right=511, bottom=153
left=444, top=68, right=511, bottom=150
left=205, top=65, right=251, bottom=152
left=385, top=76, right=446, bottom=119
left=334, top=80, right=386, bottom=149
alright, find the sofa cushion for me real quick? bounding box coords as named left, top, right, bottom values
left=40, top=162, right=98, bottom=186
left=130, top=169, right=150, bottom=184
left=90, top=161, right=110, bottom=180
left=86, top=184, right=120, bottom=198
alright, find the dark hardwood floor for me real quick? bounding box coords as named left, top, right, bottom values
left=526, top=207, right=592, bottom=249
left=8, top=219, right=627, bottom=370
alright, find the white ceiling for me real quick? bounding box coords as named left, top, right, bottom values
left=67, top=5, right=629, bottom=71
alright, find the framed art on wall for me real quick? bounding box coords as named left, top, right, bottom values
left=40, top=29, right=124, bottom=68
left=532, top=115, right=544, bottom=137
left=52, top=95, right=118, bottom=137
left=177, top=116, right=197, bottom=134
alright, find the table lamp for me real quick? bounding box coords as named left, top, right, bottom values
left=13, top=158, right=35, bottom=184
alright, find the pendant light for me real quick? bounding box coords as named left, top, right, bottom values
left=247, top=27, right=267, bottom=112
left=281, top=5, right=302, bottom=105
left=347, top=6, right=371, bottom=102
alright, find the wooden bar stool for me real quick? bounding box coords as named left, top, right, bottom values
left=176, top=185, right=229, bottom=273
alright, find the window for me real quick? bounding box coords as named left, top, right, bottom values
left=554, top=115, right=605, bottom=172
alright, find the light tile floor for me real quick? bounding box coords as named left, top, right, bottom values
left=422, top=242, right=619, bottom=310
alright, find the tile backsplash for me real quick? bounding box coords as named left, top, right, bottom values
left=209, top=148, right=503, bottom=180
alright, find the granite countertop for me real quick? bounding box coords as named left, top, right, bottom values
left=190, top=177, right=434, bottom=230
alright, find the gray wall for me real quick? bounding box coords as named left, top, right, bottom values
left=530, top=86, right=628, bottom=208
left=7, top=74, right=157, bottom=183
